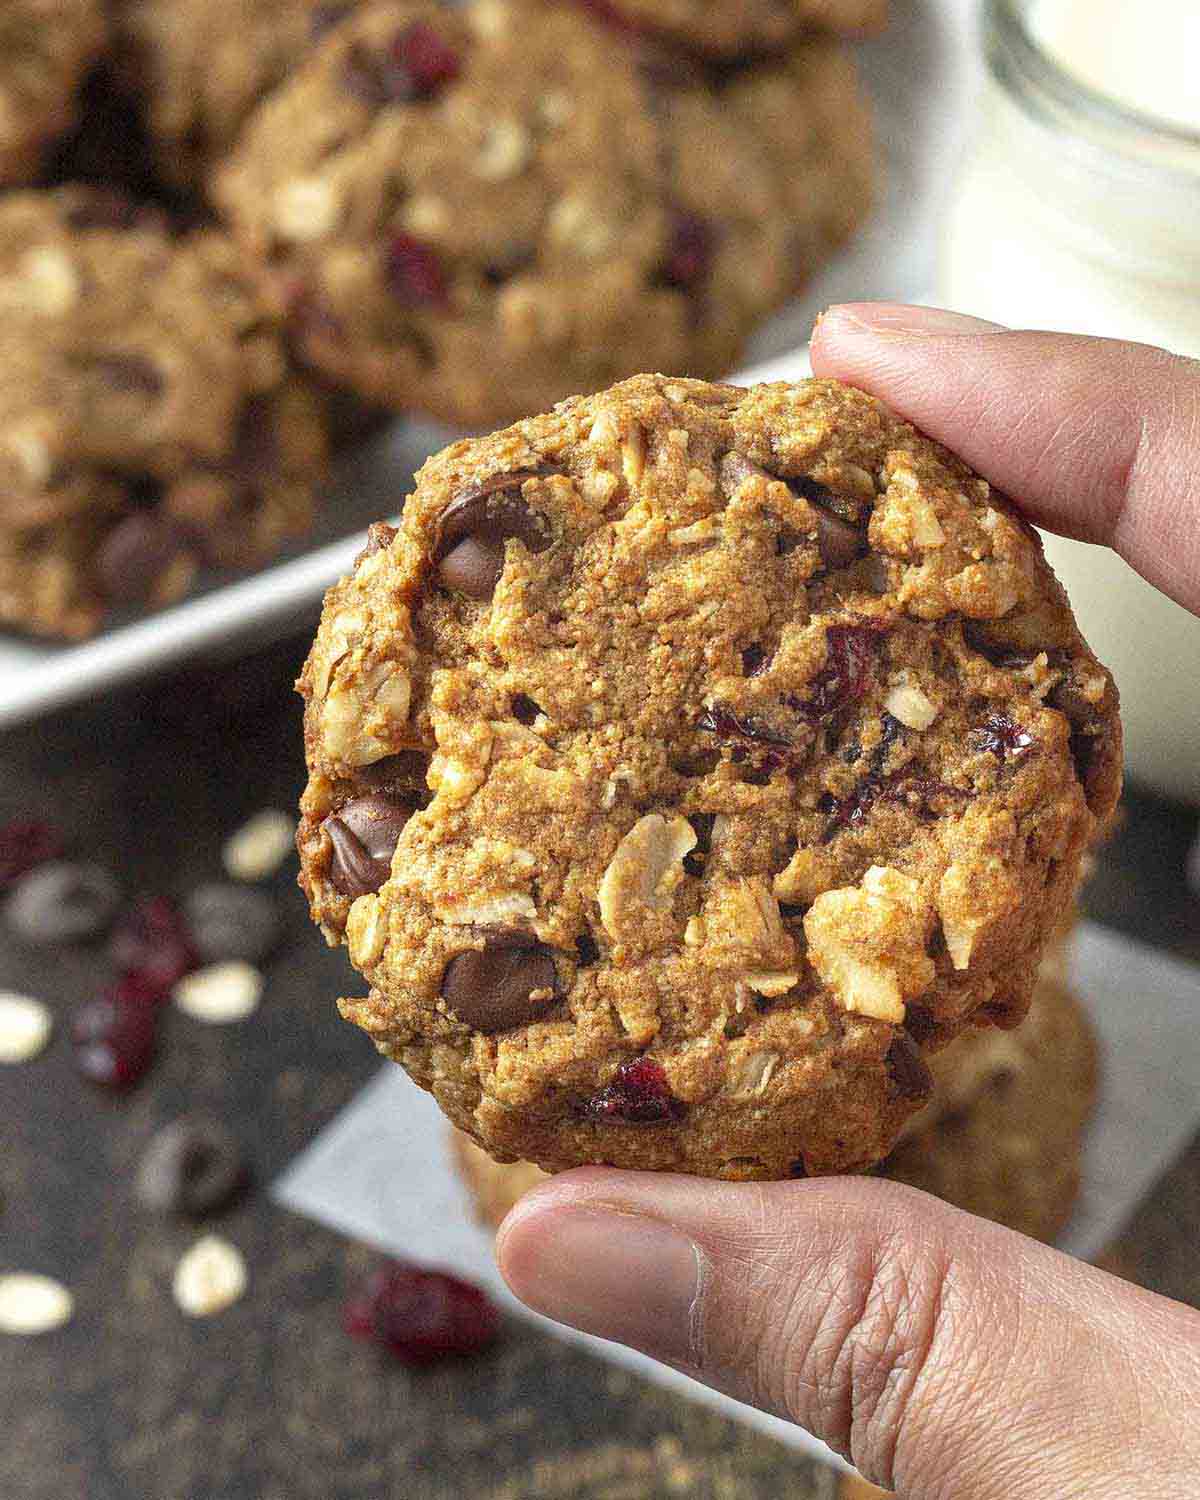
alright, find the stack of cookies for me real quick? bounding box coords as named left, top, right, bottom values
left=0, top=0, right=882, bottom=639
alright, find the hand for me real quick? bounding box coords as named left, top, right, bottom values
left=495, top=307, right=1200, bottom=1499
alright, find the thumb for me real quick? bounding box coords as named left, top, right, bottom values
left=496, top=1170, right=1200, bottom=1497
left=809, top=304, right=1200, bottom=617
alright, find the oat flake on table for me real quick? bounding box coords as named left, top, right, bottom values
left=223, top=809, right=295, bottom=881
left=173, top=1236, right=247, bottom=1317
left=0, top=991, right=52, bottom=1062
left=173, top=961, right=263, bottom=1024
left=0, top=1273, right=74, bottom=1335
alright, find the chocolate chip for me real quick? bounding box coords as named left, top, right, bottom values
left=384, top=233, right=450, bottom=308
left=95, top=513, right=194, bottom=605
left=356, top=750, right=431, bottom=800
left=511, top=694, right=541, bottom=725
left=902, top=1003, right=937, bottom=1045
left=440, top=929, right=557, bottom=1033
left=434, top=471, right=553, bottom=599
left=682, top=812, right=714, bottom=876
left=5, top=861, right=121, bottom=944
left=134, top=1117, right=248, bottom=1217
left=657, top=209, right=715, bottom=291
left=812, top=507, right=865, bottom=570
left=885, top=1032, right=933, bottom=1102
left=741, top=643, right=768, bottom=676
left=323, top=794, right=414, bottom=898
left=575, top=930, right=600, bottom=967
left=183, top=883, right=280, bottom=965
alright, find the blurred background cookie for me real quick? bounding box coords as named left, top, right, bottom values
left=213, top=0, right=873, bottom=427
left=0, top=187, right=328, bottom=638
left=0, top=0, right=107, bottom=186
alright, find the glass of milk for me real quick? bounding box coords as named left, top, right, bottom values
left=938, top=0, right=1200, bottom=803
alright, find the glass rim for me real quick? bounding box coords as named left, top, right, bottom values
left=988, top=0, right=1200, bottom=161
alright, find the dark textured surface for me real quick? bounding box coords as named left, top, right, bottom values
left=1, top=637, right=1198, bottom=1500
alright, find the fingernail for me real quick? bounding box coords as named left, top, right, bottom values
left=827, top=302, right=1008, bottom=338
left=499, top=1205, right=703, bottom=1367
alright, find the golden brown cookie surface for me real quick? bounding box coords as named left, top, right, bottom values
left=297, top=373, right=1120, bottom=1179
left=214, top=0, right=873, bottom=427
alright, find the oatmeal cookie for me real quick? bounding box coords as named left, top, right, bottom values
left=453, top=973, right=1098, bottom=1244
left=113, top=0, right=357, bottom=187
left=0, top=0, right=107, bottom=185
left=578, top=0, right=888, bottom=58
left=213, top=0, right=873, bottom=427
left=296, top=372, right=1120, bottom=1180
left=0, top=188, right=328, bottom=640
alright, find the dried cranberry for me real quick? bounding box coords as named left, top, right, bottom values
left=969, top=711, right=1034, bottom=761
left=697, top=705, right=793, bottom=769
left=0, top=819, right=64, bottom=891
left=393, top=21, right=461, bottom=97
left=384, top=233, right=449, bottom=308
left=585, top=1057, right=683, bottom=1123
left=343, top=1261, right=499, bottom=1365
left=72, top=993, right=158, bottom=1089
left=658, top=210, right=715, bottom=291
left=108, top=897, right=197, bottom=999
left=344, top=23, right=460, bottom=106
left=786, top=624, right=882, bottom=724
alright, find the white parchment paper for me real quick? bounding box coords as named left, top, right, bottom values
left=274, top=923, right=1200, bottom=1475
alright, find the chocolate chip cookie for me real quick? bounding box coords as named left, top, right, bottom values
left=0, top=188, right=328, bottom=640
left=214, top=0, right=874, bottom=427
left=0, top=0, right=107, bottom=185
left=579, top=0, right=888, bottom=58
left=113, top=0, right=357, bottom=187
left=452, top=972, right=1099, bottom=1244
left=296, top=372, right=1120, bottom=1180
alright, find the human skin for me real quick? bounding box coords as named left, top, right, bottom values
left=496, top=304, right=1200, bottom=1499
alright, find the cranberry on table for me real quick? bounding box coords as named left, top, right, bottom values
left=72, top=993, right=157, bottom=1089
left=108, top=897, right=197, bottom=998
left=343, top=1261, right=500, bottom=1365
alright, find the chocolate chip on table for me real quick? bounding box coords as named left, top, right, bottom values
left=183, top=883, right=280, bottom=965
left=0, top=819, right=64, bottom=892
left=135, top=1117, right=248, bottom=1216
left=323, top=794, right=414, bottom=898
left=95, top=512, right=195, bottom=606
left=885, top=1032, right=933, bottom=1102
left=440, top=930, right=558, bottom=1033
left=434, top=472, right=553, bottom=600
left=6, top=861, right=121, bottom=944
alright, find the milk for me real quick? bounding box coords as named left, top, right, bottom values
left=939, top=0, right=1200, bottom=801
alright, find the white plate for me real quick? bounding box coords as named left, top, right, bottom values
left=0, top=0, right=974, bottom=728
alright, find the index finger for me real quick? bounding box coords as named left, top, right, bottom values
left=810, top=303, right=1200, bottom=616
